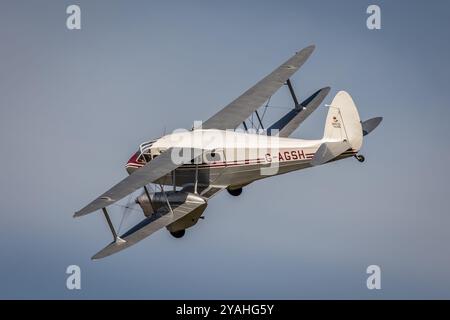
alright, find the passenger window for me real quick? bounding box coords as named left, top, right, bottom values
left=205, top=150, right=222, bottom=163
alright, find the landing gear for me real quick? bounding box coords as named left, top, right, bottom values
left=355, top=154, right=365, bottom=163
left=227, top=187, right=243, bottom=196
left=170, top=229, right=185, bottom=238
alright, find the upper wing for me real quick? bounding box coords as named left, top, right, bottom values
left=91, top=198, right=207, bottom=260
left=74, top=147, right=203, bottom=217
left=202, top=45, right=315, bottom=130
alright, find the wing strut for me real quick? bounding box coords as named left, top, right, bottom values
left=172, top=170, right=176, bottom=192
left=143, top=185, right=155, bottom=213
left=102, top=207, right=125, bottom=243
left=286, top=79, right=300, bottom=107
left=194, top=163, right=199, bottom=194
left=241, top=79, right=300, bottom=133
left=255, top=110, right=264, bottom=130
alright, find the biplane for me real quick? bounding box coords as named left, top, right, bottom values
left=75, top=45, right=382, bottom=259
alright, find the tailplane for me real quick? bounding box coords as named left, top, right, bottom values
left=361, top=117, right=383, bottom=136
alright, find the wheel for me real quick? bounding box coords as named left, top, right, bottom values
left=170, top=229, right=185, bottom=238
left=227, top=187, right=242, bottom=196
left=355, top=154, right=365, bottom=163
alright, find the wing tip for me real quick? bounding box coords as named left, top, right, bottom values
left=294, top=45, right=315, bottom=58
left=91, top=254, right=103, bottom=261
left=91, top=247, right=112, bottom=261
left=317, top=86, right=331, bottom=98
left=73, top=209, right=90, bottom=218
left=299, top=44, right=315, bottom=55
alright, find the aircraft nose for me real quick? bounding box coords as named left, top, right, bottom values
left=125, top=151, right=141, bottom=174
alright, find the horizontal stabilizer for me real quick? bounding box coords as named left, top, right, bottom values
left=362, top=117, right=383, bottom=136
left=268, top=87, right=330, bottom=137
left=92, top=195, right=207, bottom=260
left=311, top=141, right=351, bottom=166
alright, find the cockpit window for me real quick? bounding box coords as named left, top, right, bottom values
left=139, top=139, right=157, bottom=153
left=143, top=152, right=152, bottom=162
left=137, top=148, right=159, bottom=163
left=136, top=140, right=166, bottom=163
left=135, top=152, right=146, bottom=163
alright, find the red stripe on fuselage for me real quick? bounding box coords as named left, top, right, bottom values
left=125, top=149, right=357, bottom=171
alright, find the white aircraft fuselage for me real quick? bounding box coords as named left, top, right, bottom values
left=125, top=129, right=357, bottom=191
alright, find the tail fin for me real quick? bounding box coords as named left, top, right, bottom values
left=323, top=91, right=363, bottom=151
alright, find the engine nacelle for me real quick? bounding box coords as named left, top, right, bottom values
left=136, top=190, right=201, bottom=217
left=136, top=190, right=207, bottom=234
left=136, top=191, right=183, bottom=217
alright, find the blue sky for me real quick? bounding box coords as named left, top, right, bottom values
left=1, top=0, right=450, bottom=299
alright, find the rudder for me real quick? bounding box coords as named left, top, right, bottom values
left=323, top=91, right=363, bottom=151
